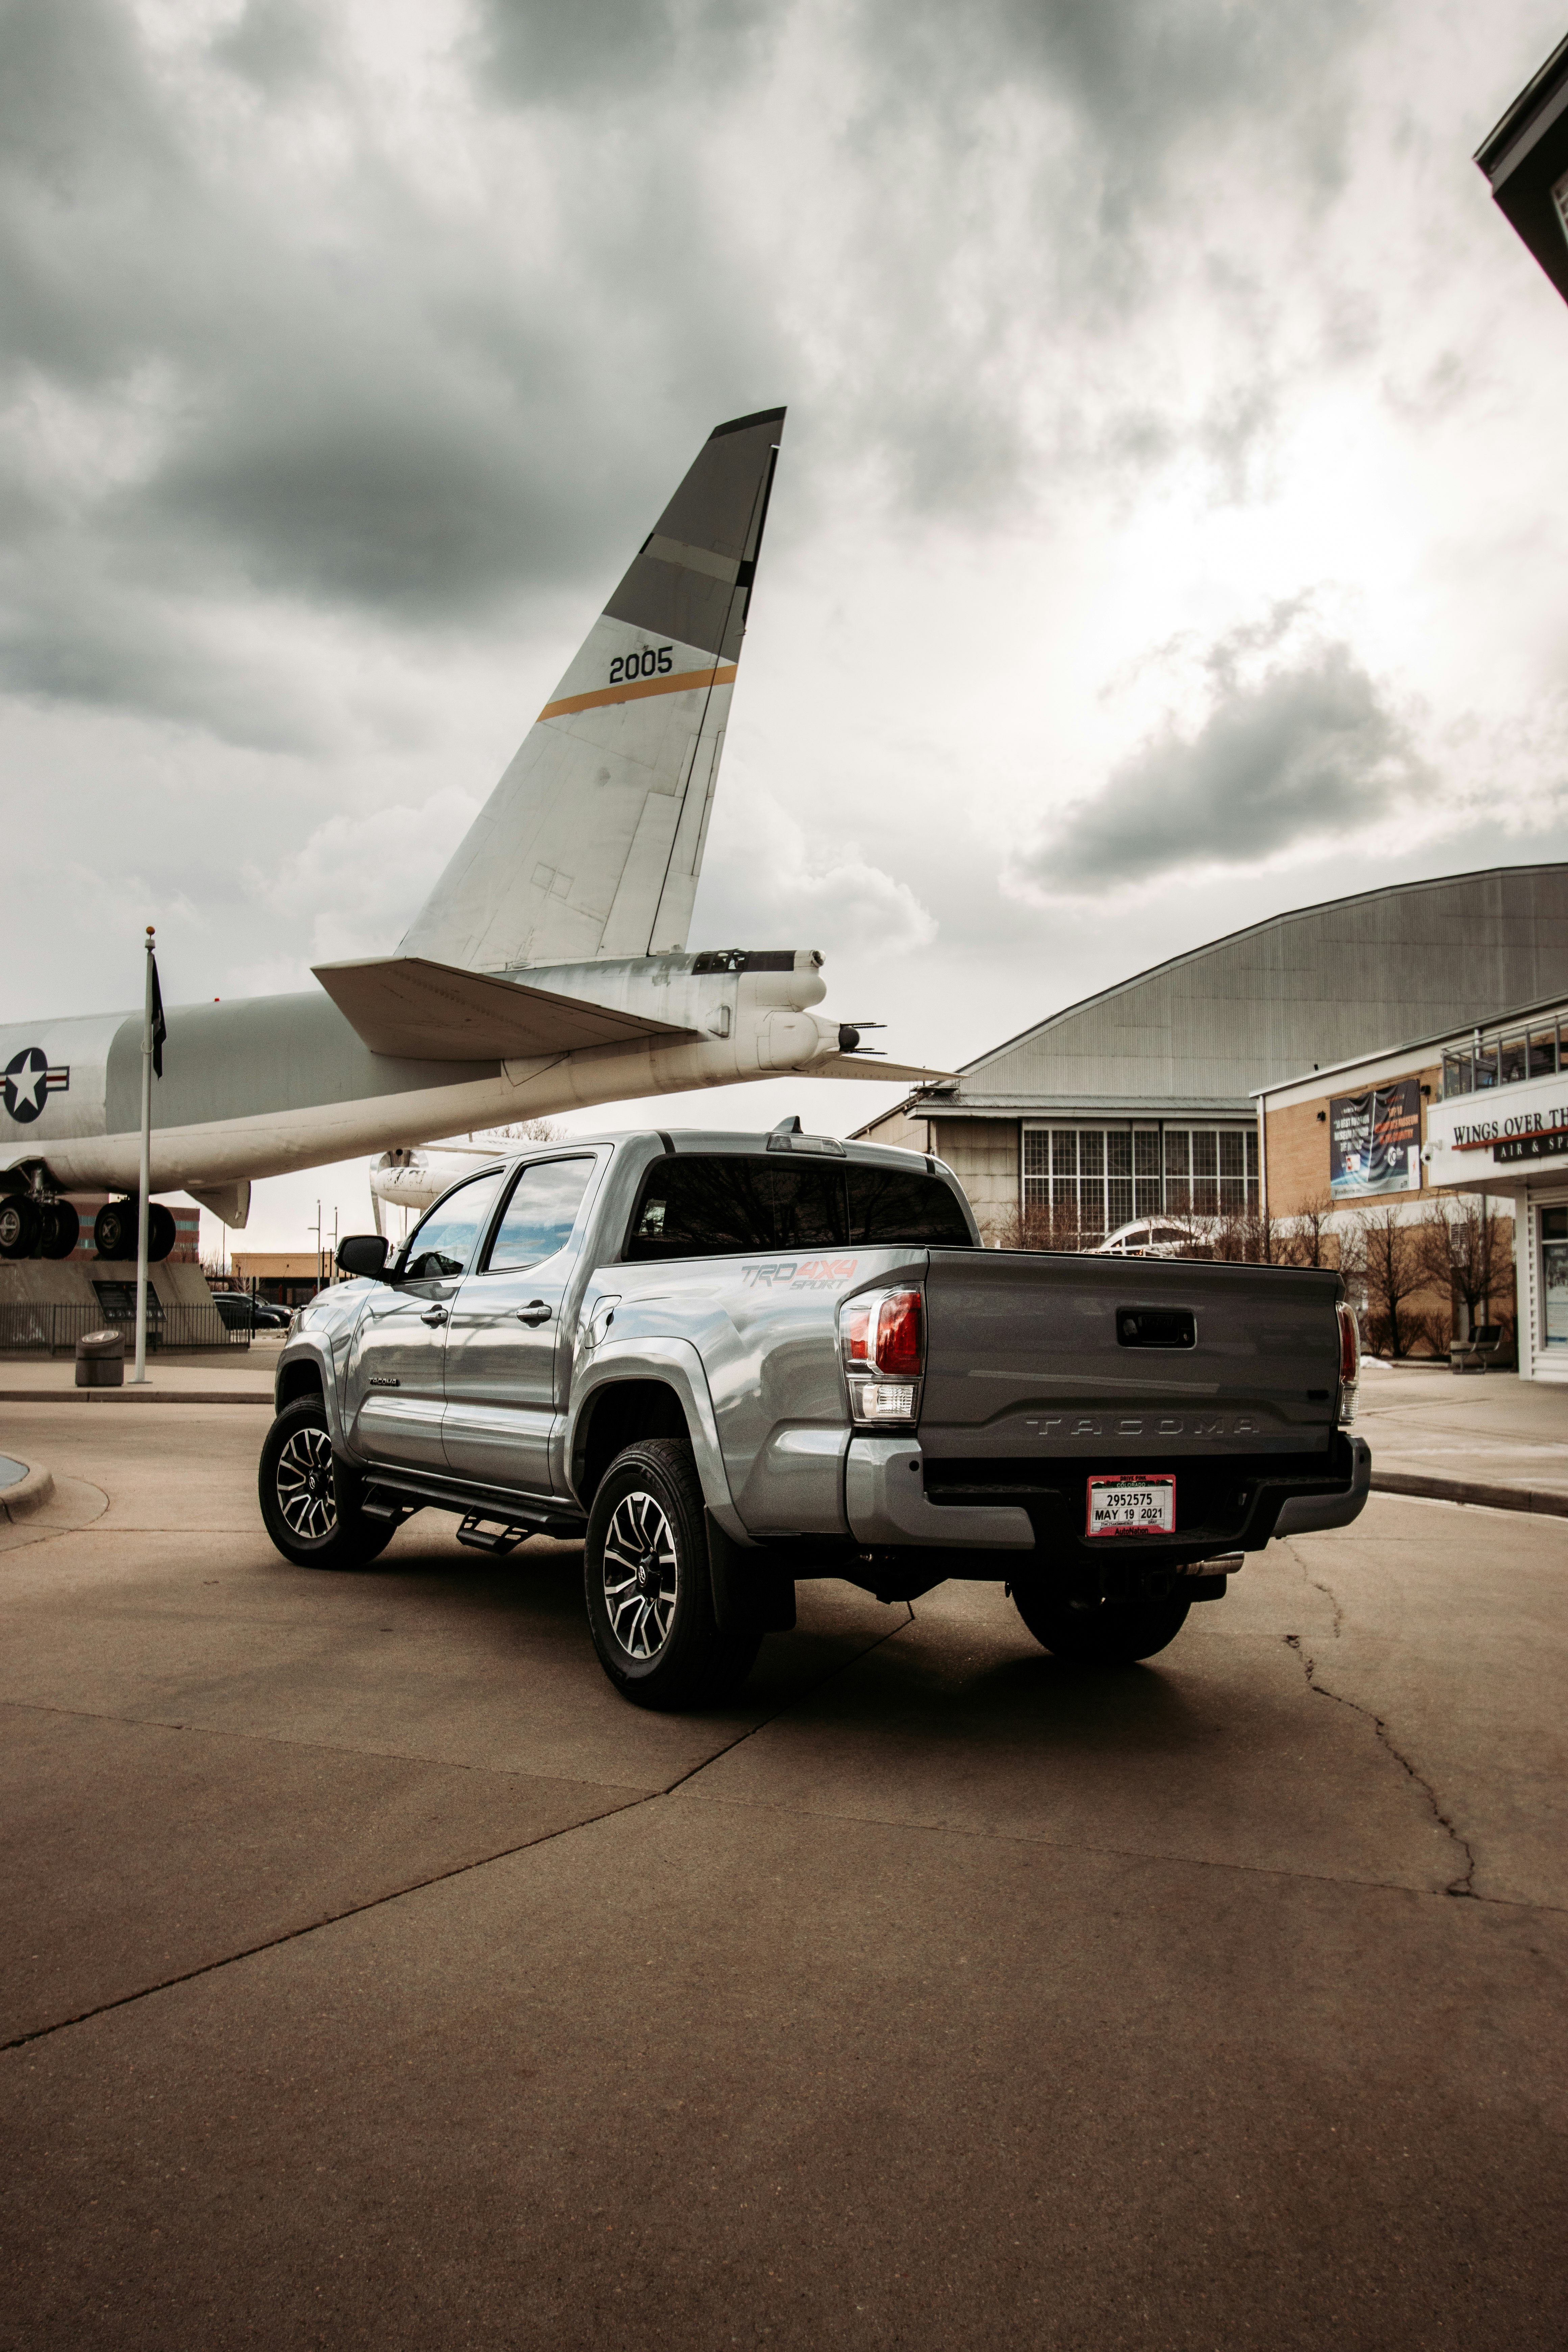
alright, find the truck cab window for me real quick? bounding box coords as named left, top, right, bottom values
left=625, top=1154, right=974, bottom=1258
left=399, top=1171, right=502, bottom=1280
left=848, top=1166, right=973, bottom=1246
left=485, top=1157, right=595, bottom=1272
left=628, top=1158, right=778, bottom=1258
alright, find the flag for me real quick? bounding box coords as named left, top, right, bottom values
left=150, top=950, right=166, bottom=1079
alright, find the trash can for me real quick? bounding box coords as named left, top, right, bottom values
left=76, top=1328, right=125, bottom=1388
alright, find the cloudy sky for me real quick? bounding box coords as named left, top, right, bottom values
left=5, top=0, right=1568, bottom=1253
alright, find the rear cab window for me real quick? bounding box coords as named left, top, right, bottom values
left=484, top=1156, right=597, bottom=1272
left=624, top=1154, right=974, bottom=1260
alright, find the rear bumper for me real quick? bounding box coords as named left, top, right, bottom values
left=1271, top=1437, right=1371, bottom=1536
left=846, top=1435, right=1034, bottom=1549
left=884, top=1431, right=1369, bottom=1563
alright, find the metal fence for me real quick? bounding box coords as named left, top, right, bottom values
left=0, top=1303, right=250, bottom=1354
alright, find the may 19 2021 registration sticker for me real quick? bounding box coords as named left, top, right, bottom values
left=1086, top=1473, right=1176, bottom=1538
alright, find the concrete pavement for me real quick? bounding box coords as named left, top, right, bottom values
left=0, top=1397, right=1565, bottom=2348
left=0, top=1342, right=281, bottom=1406
left=1359, top=1365, right=1568, bottom=1513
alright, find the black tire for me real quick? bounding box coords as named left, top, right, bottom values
left=0, top=1195, right=41, bottom=1259
left=1013, top=1582, right=1191, bottom=1665
left=258, top=1397, right=395, bottom=1570
left=147, top=1204, right=176, bottom=1263
left=584, top=1438, right=762, bottom=1711
left=94, top=1199, right=136, bottom=1259
left=39, top=1200, right=80, bottom=1260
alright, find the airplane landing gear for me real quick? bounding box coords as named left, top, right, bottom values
left=0, top=1196, right=42, bottom=1259
left=0, top=1172, right=82, bottom=1260
left=39, top=1201, right=79, bottom=1259
left=93, top=1200, right=175, bottom=1261
left=93, top=1200, right=134, bottom=1259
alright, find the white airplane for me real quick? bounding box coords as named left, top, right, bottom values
left=367, top=1125, right=559, bottom=1231
left=0, top=409, right=944, bottom=1261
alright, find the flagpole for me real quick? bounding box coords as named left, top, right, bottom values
left=130, top=926, right=155, bottom=1386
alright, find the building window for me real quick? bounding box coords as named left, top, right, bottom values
left=1443, top=1021, right=1565, bottom=1097
left=1023, top=1125, right=1258, bottom=1237
left=1542, top=1205, right=1568, bottom=1348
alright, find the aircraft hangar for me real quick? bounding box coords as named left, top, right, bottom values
left=855, top=863, right=1568, bottom=1238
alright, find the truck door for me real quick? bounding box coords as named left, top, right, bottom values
left=441, top=1155, right=599, bottom=1492
left=343, top=1169, right=503, bottom=1471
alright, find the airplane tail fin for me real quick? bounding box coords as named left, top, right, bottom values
left=398, top=408, right=785, bottom=973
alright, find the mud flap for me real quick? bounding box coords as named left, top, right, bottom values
left=707, top=1509, right=796, bottom=1633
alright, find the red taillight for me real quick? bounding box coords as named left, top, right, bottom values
left=842, top=1303, right=872, bottom=1365
left=875, top=1290, right=923, bottom=1377
left=1336, top=1302, right=1359, bottom=1426
left=1337, top=1302, right=1359, bottom=1386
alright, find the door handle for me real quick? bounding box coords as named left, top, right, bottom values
left=420, top=1306, right=449, bottom=1326
left=515, top=1302, right=553, bottom=1326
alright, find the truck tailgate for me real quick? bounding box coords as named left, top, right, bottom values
left=921, top=1250, right=1341, bottom=1461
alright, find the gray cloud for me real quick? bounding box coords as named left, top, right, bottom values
left=474, top=0, right=775, bottom=104
left=0, top=0, right=1403, bottom=748
left=1023, top=637, right=1424, bottom=890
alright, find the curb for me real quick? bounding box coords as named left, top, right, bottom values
left=0, top=1389, right=271, bottom=1407
left=0, top=1465, right=56, bottom=1522
left=1371, top=1468, right=1568, bottom=1519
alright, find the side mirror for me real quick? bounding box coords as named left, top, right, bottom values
left=336, top=1234, right=392, bottom=1282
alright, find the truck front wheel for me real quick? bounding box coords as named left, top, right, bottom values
left=1013, top=1583, right=1191, bottom=1665
left=585, top=1438, right=761, bottom=1710
left=258, top=1398, right=395, bottom=1570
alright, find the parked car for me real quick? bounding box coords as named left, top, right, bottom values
left=1095, top=1219, right=1212, bottom=1258
left=260, top=1126, right=1369, bottom=1710
left=211, top=1291, right=291, bottom=1331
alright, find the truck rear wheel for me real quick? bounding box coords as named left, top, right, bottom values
left=585, top=1438, right=762, bottom=1711
left=1013, top=1584, right=1191, bottom=1665
left=258, top=1398, right=395, bottom=1570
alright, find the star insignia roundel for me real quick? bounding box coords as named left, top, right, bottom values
left=3, top=1048, right=51, bottom=1123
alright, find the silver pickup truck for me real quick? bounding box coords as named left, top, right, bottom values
left=259, top=1122, right=1370, bottom=1709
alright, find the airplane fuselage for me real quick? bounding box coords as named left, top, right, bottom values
left=0, top=951, right=853, bottom=1205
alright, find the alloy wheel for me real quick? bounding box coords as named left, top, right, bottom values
left=275, top=1424, right=338, bottom=1542
left=602, top=1489, right=679, bottom=1660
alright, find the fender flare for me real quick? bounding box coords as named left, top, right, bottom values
left=274, top=1340, right=345, bottom=1450
left=568, top=1335, right=754, bottom=1546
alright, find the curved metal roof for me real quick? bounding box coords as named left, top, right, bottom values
left=925, top=865, right=1568, bottom=1117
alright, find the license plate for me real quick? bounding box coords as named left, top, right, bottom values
left=1086, top=1473, right=1176, bottom=1538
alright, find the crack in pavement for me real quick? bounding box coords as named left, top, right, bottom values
left=1282, top=1630, right=1478, bottom=1900
left=0, top=1609, right=916, bottom=2055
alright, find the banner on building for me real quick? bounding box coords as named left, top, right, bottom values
left=1329, top=1078, right=1422, bottom=1200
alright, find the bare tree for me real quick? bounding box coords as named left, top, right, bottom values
left=1353, top=1205, right=1428, bottom=1358
left=1414, top=1195, right=1514, bottom=1340
left=1224, top=1200, right=1285, bottom=1264
left=985, top=1196, right=1089, bottom=1251
left=1277, top=1192, right=1337, bottom=1269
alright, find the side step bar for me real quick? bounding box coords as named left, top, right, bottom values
left=363, top=1476, right=585, bottom=1545
left=456, top=1515, right=538, bottom=1556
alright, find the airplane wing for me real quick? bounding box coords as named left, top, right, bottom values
left=313, top=956, right=697, bottom=1062
left=808, top=1053, right=960, bottom=1084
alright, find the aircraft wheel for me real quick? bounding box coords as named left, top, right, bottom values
left=0, top=1195, right=42, bottom=1258
left=147, top=1204, right=176, bottom=1262
left=39, top=1200, right=80, bottom=1259
left=94, top=1200, right=136, bottom=1259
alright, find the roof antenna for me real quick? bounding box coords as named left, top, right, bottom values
left=771, top=1114, right=803, bottom=1134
